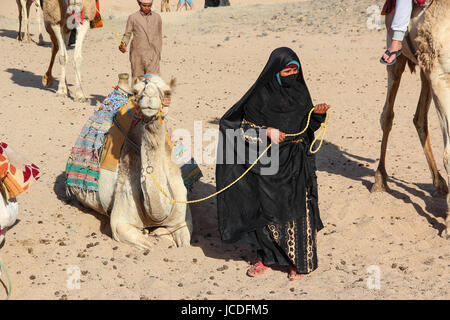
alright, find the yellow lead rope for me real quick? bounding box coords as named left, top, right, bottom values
left=151, top=109, right=330, bottom=205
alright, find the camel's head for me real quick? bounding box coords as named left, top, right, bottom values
left=133, top=74, right=176, bottom=123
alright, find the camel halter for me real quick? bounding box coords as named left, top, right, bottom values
left=149, top=107, right=330, bottom=205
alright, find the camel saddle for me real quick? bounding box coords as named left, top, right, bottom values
left=0, top=142, right=40, bottom=200
left=100, top=101, right=139, bottom=171
left=382, top=0, right=434, bottom=15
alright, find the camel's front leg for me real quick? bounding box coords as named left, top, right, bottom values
left=430, top=68, right=450, bottom=239
left=17, top=0, right=23, bottom=41
left=43, top=23, right=58, bottom=87
left=73, top=22, right=89, bottom=102
left=36, top=4, right=44, bottom=44
left=24, top=0, right=32, bottom=42
left=50, top=24, right=69, bottom=97
left=372, top=55, right=407, bottom=192
left=413, top=70, right=448, bottom=196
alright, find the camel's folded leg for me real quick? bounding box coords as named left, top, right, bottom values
left=430, top=67, right=450, bottom=239
left=110, top=193, right=154, bottom=249
left=413, top=70, right=448, bottom=196
left=372, top=55, right=407, bottom=192
left=169, top=205, right=192, bottom=247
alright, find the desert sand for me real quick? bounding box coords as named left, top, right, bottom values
left=0, top=0, right=448, bottom=300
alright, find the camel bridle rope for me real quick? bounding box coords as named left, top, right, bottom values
left=149, top=107, right=330, bottom=205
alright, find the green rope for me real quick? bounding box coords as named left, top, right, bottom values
left=0, top=257, right=12, bottom=300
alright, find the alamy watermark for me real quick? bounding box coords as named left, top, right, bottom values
left=366, top=5, right=383, bottom=30
left=170, top=121, right=281, bottom=175
left=66, top=265, right=81, bottom=290
left=366, top=265, right=381, bottom=290
left=66, top=0, right=84, bottom=30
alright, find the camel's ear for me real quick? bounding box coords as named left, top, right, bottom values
left=133, top=81, right=146, bottom=97
left=169, top=77, right=176, bottom=90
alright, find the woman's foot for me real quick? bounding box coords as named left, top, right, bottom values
left=247, top=261, right=269, bottom=277
left=381, top=40, right=403, bottom=65
left=288, top=266, right=304, bottom=280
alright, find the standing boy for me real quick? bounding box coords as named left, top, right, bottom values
left=119, top=0, right=162, bottom=82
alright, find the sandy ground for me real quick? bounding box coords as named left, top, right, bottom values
left=0, top=0, right=448, bottom=300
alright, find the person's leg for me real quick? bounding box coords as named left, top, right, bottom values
left=187, top=0, right=193, bottom=10
left=177, top=0, right=185, bottom=11
left=382, top=0, right=413, bottom=64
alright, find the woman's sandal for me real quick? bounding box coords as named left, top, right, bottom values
left=288, top=266, right=305, bottom=280
left=247, top=261, right=269, bottom=277
left=380, top=49, right=403, bottom=66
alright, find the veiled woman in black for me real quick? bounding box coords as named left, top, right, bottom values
left=216, top=47, right=330, bottom=279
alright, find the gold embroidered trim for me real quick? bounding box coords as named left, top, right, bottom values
left=267, top=224, right=280, bottom=243
left=286, top=221, right=296, bottom=265
left=305, top=197, right=314, bottom=273
left=240, top=119, right=266, bottom=144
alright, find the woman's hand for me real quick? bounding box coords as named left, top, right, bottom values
left=266, top=127, right=286, bottom=144
left=313, top=103, right=331, bottom=114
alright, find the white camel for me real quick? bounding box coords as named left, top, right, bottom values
left=372, top=0, right=450, bottom=238
left=42, top=0, right=96, bottom=102
left=67, top=75, right=193, bottom=249
left=16, top=0, right=44, bottom=44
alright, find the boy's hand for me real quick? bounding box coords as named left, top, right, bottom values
left=267, top=127, right=286, bottom=144
left=313, top=103, right=331, bottom=114
left=119, top=42, right=127, bottom=53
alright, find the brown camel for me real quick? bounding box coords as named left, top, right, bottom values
left=372, top=0, right=450, bottom=239
left=42, top=0, right=96, bottom=102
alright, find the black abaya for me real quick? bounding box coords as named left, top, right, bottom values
left=215, top=47, right=325, bottom=273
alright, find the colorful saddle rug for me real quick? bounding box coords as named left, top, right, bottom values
left=0, top=142, right=40, bottom=200
left=382, top=0, right=433, bottom=15
left=65, top=87, right=131, bottom=191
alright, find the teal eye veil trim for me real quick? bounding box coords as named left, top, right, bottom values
left=276, top=60, right=301, bottom=86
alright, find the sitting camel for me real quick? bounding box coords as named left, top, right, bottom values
left=42, top=0, right=97, bottom=102
left=67, top=75, right=192, bottom=249
left=372, top=0, right=450, bottom=238
left=16, top=0, right=44, bottom=44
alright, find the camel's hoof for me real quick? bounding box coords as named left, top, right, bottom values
left=442, top=229, right=449, bottom=240
left=371, top=182, right=387, bottom=193
left=42, top=75, right=54, bottom=87
left=56, top=91, right=68, bottom=98
left=74, top=96, right=88, bottom=103
left=434, top=177, right=449, bottom=197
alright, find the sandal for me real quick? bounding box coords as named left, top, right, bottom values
left=288, top=266, right=305, bottom=280
left=380, top=49, right=403, bottom=66
left=247, top=261, right=269, bottom=277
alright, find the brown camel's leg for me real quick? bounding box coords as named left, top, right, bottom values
left=429, top=69, right=450, bottom=239
left=371, top=55, right=407, bottom=192
left=17, top=0, right=23, bottom=41
left=413, top=70, right=448, bottom=196
left=25, top=0, right=32, bottom=42
left=42, top=23, right=58, bottom=87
